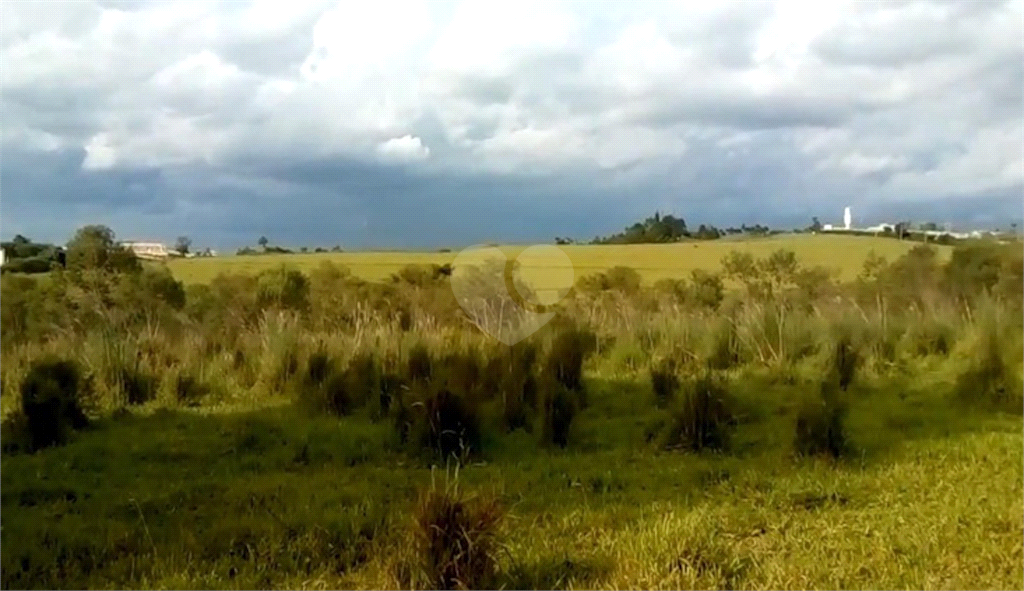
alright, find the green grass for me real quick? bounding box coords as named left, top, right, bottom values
left=167, top=235, right=948, bottom=286
left=2, top=236, right=1016, bottom=589
left=3, top=370, right=1020, bottom=589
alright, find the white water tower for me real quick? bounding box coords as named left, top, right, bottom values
left=843, top=206, right=852, bottom=230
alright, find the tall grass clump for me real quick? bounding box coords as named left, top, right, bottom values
left=541, top=327, right=597, bottom=406
left=661, top=371, right=735, bottom=452
left=650, top=359, right=680, bottom=409
left=407, top=343, right=433, bottom=384
left=486, top=342, right=540, bottom=433
left=541, top=384, right=577, bottom=448
left=256, top=311, right=304, bottom=396
left=403, top=471, right=506, bottom=590
left=17, top=357, right=91, bottom=451
left=705, top=316, right=742, bottom=370
left=793, top=382, right=848, bottom=459
left=794, top=335, right=857, bottom=458
left=297, top=349, right=347, bottom=415
left=404, top=384, right=484, bottom=462
left=953, top=316, right=1024, bottom=412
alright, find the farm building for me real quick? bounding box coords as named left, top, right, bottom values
left=121, top=242, right=176, bottom=261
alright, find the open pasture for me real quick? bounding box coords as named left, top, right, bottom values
left=167, top=234, right=948, bottom=286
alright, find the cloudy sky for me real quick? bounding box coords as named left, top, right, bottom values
left=2, top=0, right=1022, bottom=250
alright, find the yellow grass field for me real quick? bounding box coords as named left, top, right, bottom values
left=167, top=234, right=951, bottom=287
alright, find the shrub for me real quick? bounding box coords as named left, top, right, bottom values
left=376, top=372, right=407, bottom=420
left=174, top=373, right=209, bottom=407
left=954, top=324, right=1024, bottom=411
left=482, top=343, right=540, bottom=432
left=577, top=266, right=641, bottom=295
left=437, top=351, right=482, bottom=402
left=0, top=257, right=53, bottom=274
left=19, top=357, right=90, bottom=451
left=413, top=388, right=483, bottom=461
left=256, top=266, right=310, bottom=312
left=688, top=269, right=725, bottom=310
left=828, top=334, right=859, bottom=391
left=541, top=328, right=596, bottom=403
left=661, top=372, right=734, bottom=452
left=346, top=352, right=380, bottom=409
left=706, top=318, right=741, bottom=371
left=298, top=350, right=347, bottom=416
left=794, top=383, right=848, bottom=458
left=650, top=360, right=680, bottom=409
left=118, top=365, right=158, bottom=405
left=0, top=411, right=31, bottom=455
left=306, top=351, right=337, bottom=386
left=408, top=344, right=433, bottom=384
left=406, top=474, right=505, bottom=590
left=541, top=384, right=577, bottom=448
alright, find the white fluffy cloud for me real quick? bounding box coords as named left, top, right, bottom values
left=2, top=0, right=1022, bottom=245
left=377, top=135, right=430, bottom=162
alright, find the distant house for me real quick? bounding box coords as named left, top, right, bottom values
left=0, top=248, right=5, bottom=267
left=121, top=242, right=175, bottom=261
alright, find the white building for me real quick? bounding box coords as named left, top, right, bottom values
left=843, top=207, right=852, bottom=230
left=121, top=242, right=175, bottom=261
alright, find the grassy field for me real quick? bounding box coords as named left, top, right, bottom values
left=2, top=233, right=1019, bottom=590
left=3, top=370, right=1021, bottom=589
left=167, top=234, right=947, bottom=286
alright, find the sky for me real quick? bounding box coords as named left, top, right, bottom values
left=2, top=0, right=1022, bottom=251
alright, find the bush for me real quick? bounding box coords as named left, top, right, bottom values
left=541, top=328, right=596, bottom=401
left=828, top=334, right=859, bottom=392
left=19, top=358, right=90, bottom=451
left=406, top=475, right=505, bottom=590
left=376, top=372, right=407, bottom=420
left=0, top=412, right=31, bottom=455
left=346, top=352, right=380, bottom=409
left=650, top=360, right=680, bottom=409
left=174, top=373, right=209, bottom=407
left=408, top=344, right=433, bottom=384
left=688, top=269, right=725, bottom=310
left=298, top=350, right=344, bottom=415
left=794, top=383, right=848, bottom=458
left=661, top=372, right=734, bottom=452
left=412, top=388, right=483, bottom=461
left=577, top=266, right=642, bottom=295
left=118, top=365, right=158, bottom=405
left=437, top=351, right=482, bottom=402
left=954, top=324, right=1024, bottom=411
left=255, top=266, right=310, bottom=312
left=541, top=385, right=577, bottom=448
left=706, top=318, right=741, bottom=371
left=0, top=256, right=53, bottom=274
left=481, top=343, right=539, bottom=432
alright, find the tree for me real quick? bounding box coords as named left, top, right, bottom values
left=174, top=236, right=192, bottom=256
left=810, top=217, right=822, bottom=232
left=65, top=225, right=139, bottom=274
left=258, top=236, right=269, bottom=250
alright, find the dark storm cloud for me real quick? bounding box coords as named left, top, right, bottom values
left=1, top=1, right=1022, bottom=248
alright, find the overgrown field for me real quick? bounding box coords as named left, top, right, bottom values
left=1, top=229, right=1021, bottom=589
left=166, top=234, right=943, bottom=286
